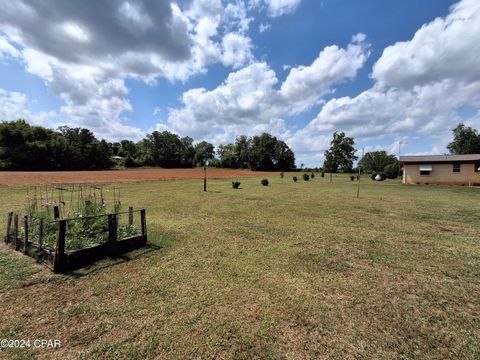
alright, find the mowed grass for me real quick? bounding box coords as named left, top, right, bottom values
left=0, top=173, right=479, bottom=359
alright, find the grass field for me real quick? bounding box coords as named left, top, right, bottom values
left=0, top=173, right=479, bottom=359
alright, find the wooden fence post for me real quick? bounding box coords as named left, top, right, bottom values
left=14, top=214, right=19, bottom=250
left=140, top=209, right=147, bottom=245
left=128, top=207, right=134, bottom=226
left=108, top=214, right=118, bottom=256
left=53, top=206, right=60, bottom=220
left=5, top=212, right=13, bottom=244
left=54, top=220, right=66, bottom=273
left=39, top=218, right=44, bottom=250
left=23, top=215, right=29, bottom=254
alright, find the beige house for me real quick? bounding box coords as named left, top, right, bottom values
left=400, top=154, right=480, bottom=185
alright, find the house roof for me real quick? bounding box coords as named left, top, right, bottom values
left=400, top=154, right=480, bottom=163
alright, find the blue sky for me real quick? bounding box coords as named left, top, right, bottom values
left=1, top=0, right=479, bottom=166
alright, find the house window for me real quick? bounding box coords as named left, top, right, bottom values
left=452, top=163, right=461, bottom=173
left=419, top=164, right=432, bottom=176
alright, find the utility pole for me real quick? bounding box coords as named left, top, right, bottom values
left=357, top=148, right=364, bottom=198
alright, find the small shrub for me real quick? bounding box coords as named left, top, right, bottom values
left=350, top=175, right=355, bottom=181
left=232, top=181, right=241, bottom=189
left=261, top=178, right=269, bottom=186
left=303, top=173, right=310, bottom=181
left=293, top=176, right=298, bottom=182
left=311, top=172, right=315, bottom=179
left=321, top=172, right=325, bottom=178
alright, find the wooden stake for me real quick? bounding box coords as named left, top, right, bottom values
left=14, top=214, right=19, bottom=250
left=54, top=220, right=66, bottom=273
left=23, top=215, right=29, bottom=254
left=128, top=206, right=134, bottom=226
left=39, top=218, right=44, bottom=250
left=6, top=212, right=13, bottom=244
left=53, top=206, right=60, bottom=220
left=108, top=214, right=118, bottom=256
left=140, top=209, right=147, bottom=244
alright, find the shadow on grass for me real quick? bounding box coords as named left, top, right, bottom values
left=68, top=243, right=162, bottom=278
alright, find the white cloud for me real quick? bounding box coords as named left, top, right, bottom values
left=0, top=0, right=262, bottom=139
left=262, top=0, right=303, bottom=17
left=0, top=35, right=20, bottom=58
left=372, top=0, right=480, bottom=88
left=220, top=32, right=254, bottom=69
left=259, top=22, right=271, bottom=33
left=280, top=34, right=370, bottom=114
left=167, top=35, right=370, bottom=141
left=0, top=88, right=55, bottom=126
left=289, top=0, right=480, bottom=165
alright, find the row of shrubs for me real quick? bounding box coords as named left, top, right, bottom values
left=232, top=173, right=316, bottom=189
left=231, top=172, right=393, bottom=189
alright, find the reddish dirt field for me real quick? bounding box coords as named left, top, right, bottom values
left=0, top=168, right=278, bottom=186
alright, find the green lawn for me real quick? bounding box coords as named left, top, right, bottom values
left=0, top=174, right=479, bottom=359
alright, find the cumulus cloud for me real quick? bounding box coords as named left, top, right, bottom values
left=259, top=0, right=303, bottom=17
left=0, top=35, right=20, bottom=59
left=372, top=0, right=480, bottom=88
left=0, top=88, right=55, bottom=126
left=280, top=34, right=370, bottom=113
left=288, top=0, right=480, bottom=165
left=0, top=0, right=263, bottom=139
left=167, top=35, right=370, bottom=140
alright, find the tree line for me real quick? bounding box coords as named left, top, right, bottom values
left=0, top=120, right=295, bottom=171
left=2, top=119, right=472, bottom=173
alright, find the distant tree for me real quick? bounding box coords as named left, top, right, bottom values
left=384, top=162, right=400, bottom=179
left=110, top=142, right=121, bottom=156
left=143, top=131, right=194, bottom=168
left=217, top=144, right=238, bottom=168
left=58, top=126, right=113, bottom=169
left=358, top=151, right=398, bottom=174
left=323, top=131, right=357, bottom=173
left=234, top=136, right=251, bottom=168
left=274, top=140, right=295, bottom=171
left=0, top=120, right=58, bottom=170
left=180, top=136, right=195, bottom=167
left=118, top=140, right=138, bottom=158
left=193, top=141, right=215, bottom=166
left=447, top=123, right=480, bottom=154
left=249, top=133, right=277, bottom=171
left=249, top=133, right=295, bottom=171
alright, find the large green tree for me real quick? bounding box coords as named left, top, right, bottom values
left=323, top=131, right=357, bottom=173
left=143, top=131, right=195, bottom=168
left=217, top=144, right=238, bottom=168
left=234, top=136, right=251, bottom=168
left=249, top=133, right=295, bottom=171
left=358, top=151, right=398, bottom=173
left=193, top=141, right=215, bottom=166
left=217, top=133, right=295, bottom=171
left=447, top=123, right=480, bottom=154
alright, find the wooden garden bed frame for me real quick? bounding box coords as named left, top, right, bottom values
left=4, top=208, right=147, bottom=273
